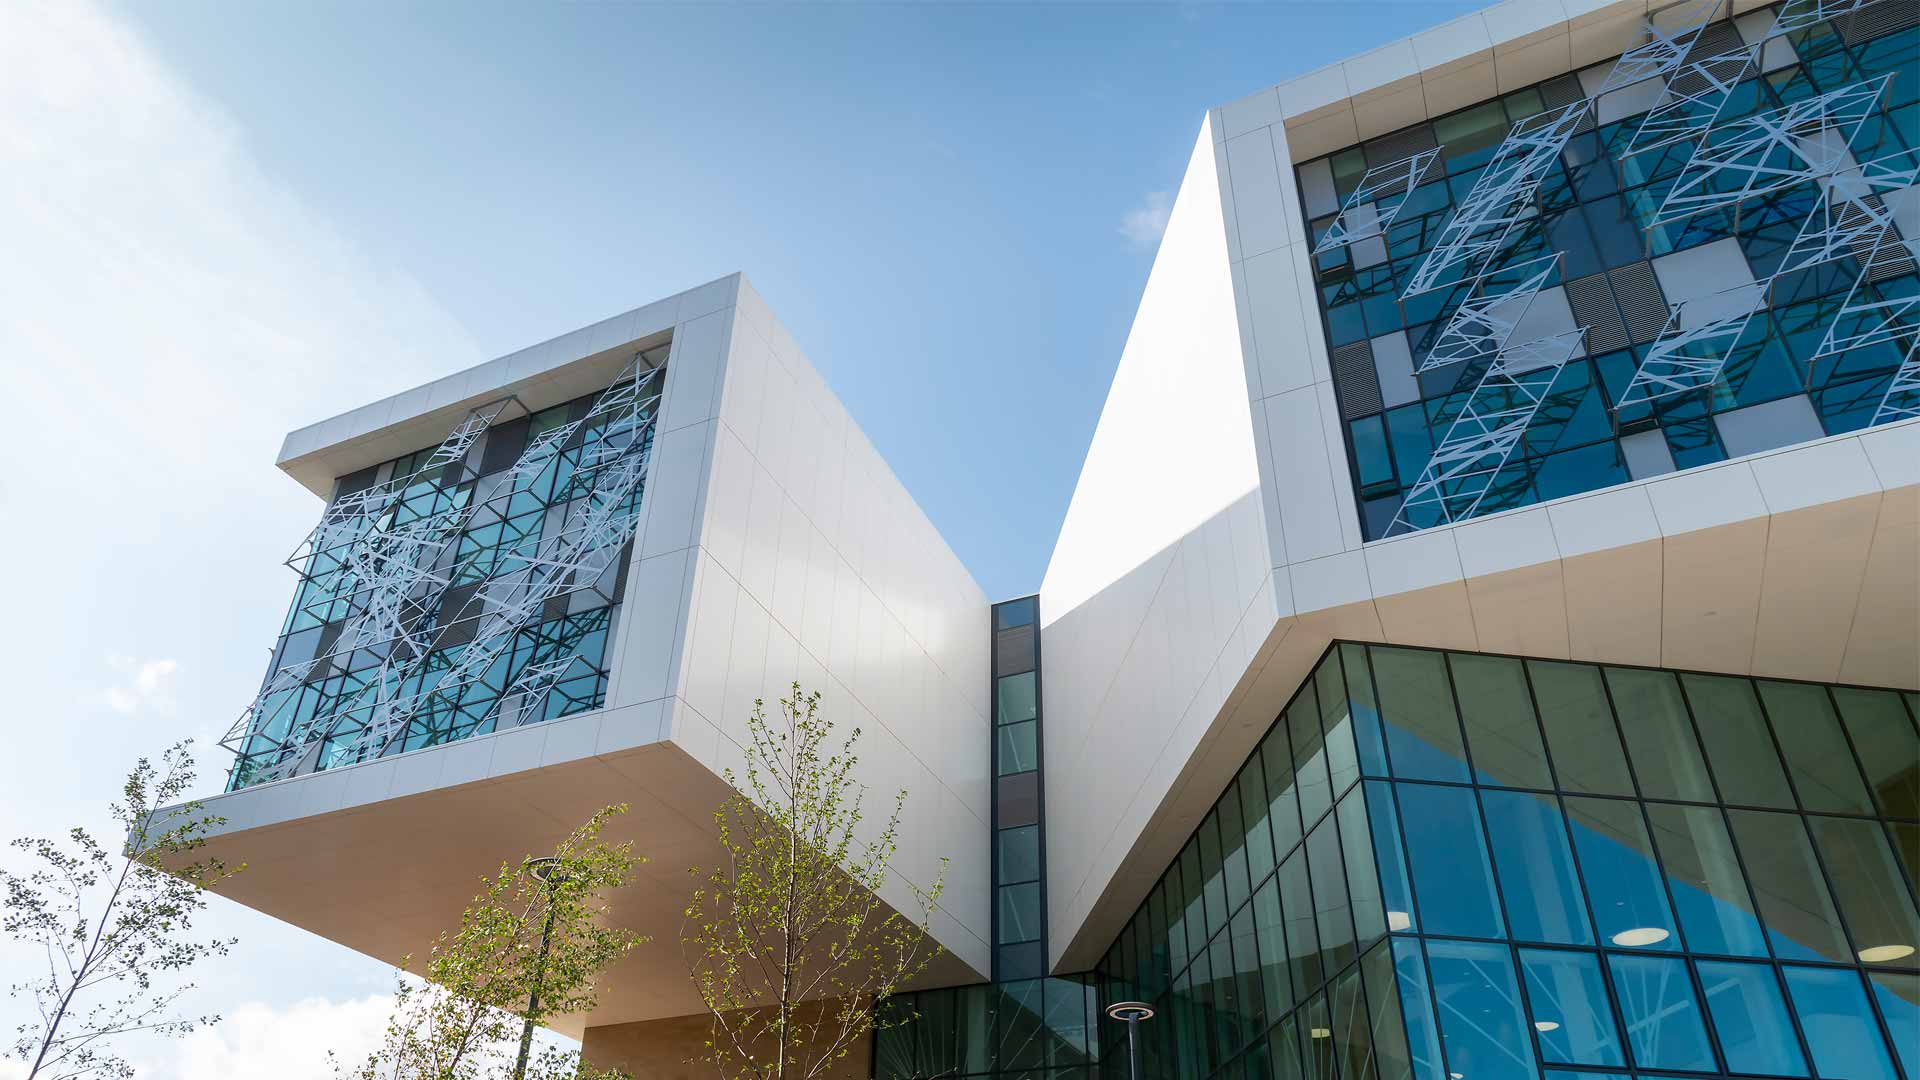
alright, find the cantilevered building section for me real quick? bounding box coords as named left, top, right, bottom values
left=173, top=0, right=1917, bottom=1076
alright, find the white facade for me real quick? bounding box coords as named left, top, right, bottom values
left=1039, top=0, right=1920, bottom=972
left=188, top=274, right=991, bottom=1029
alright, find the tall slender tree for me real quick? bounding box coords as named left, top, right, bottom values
left=3, top=739, right=242, bottom=1080
left=335, top=805, right=646, bottom=1080
left=684, top=685, right=948, bottom=1079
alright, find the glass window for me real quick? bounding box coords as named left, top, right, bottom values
left=1319, top=656, right=1363, bottom=799
left=1391, top=938, right=1444, bottom=1080
left=998, top=824, right=1041, bottom=884
left=1529, top=660, right=1636, bottom=795
left=998, top=883, right=1041, bottom=944
left=1867, top=970, right=1919, bottom=1080
left=1240, top=755, right=1278, bottom=889
left=1337, top=788, right=1387, bottom=949
left=1606, top=667, right=1716, bottom=802
left=1304, top=993, right=1338, bottom=1080
left=997, top=978, right=1045, bottom=1069
left=1220, top=781, right=1254, bottom=913
left=1425, top=938, right=1538, bottom=1080
left=1682, top=673, right=1796, bottom=808
left=1291, top=687, right=1336, bottom=827
left=1449, top=653, right=1553, bottom=789
left=1231, top=903, right=1267, bottom=1039
left=1892, top=821, right=1918, bottom=893
left=1563, top=796, right=1679, bottom=951
left=1759, top=680, right=1875, bottom=814
left=1726, top=808, right=1853, bottom=963
left=1280, top=847, right=1324, bottom=997
left=1808, top=815, right=1920, bottom=966
left=1519, top=948, right=1624, bottom=1067
left=1644, top=802, right=1768, bottom=958
left=1695, top=959, right=1808, bottom=1076
left=1200, top=811, right=1229, bottom=936
left=1360, top=941, right=1415, bottom=1080
left=996, top=671, right=1037, bottom=725
left=1333, top=965, right=1378, bottom=1080
left=1340, top=643, right=1391, bottom=776
left=997, top=720, right=1037, bottom=775
left=1210, top=932, right=1239, bottom=1059
left=1266, top=724, right=1305, bottom=857
left=1398, top=783, right=1505, bottom=938
left=995, top=596, right=1036, bottom=628
left=1371, top=646, right=1470, bottom=782
left=1269, top=1016, right=1305, bottom=1080
left=1363, top=782, right=1417, bottom=935
left=1484, top=789, right=1594, bottom=945
left=1307, top=816, right=1357, bottom=976
left=1254, top=876, right=1296, bottom=1020
left=1605, top=953, right=1716, bottom=1071
left=1831, top=687, right=1919, bottom=819
left=1783, top=966, right=1901, bottom=1080
left=1181, top=843, right=1209, bottom=963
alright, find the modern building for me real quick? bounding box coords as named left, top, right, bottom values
left=176, top=0, right=1918, bottom=1076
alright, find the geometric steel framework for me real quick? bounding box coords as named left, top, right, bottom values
left=1595, top=0, right=1725, bottom=96
left=1416, top=254, right=1561, bottom=372
left=1621, top=46, right=1757, bottom=159
left=1311, top=148, right=1442, bottom=255
left=1400, top=100, right=1594, bottom=298
left=223, top=353, right=668, bottom=789
left=1613, top=284, right=1769, bottom=406
left=1872, top=340, right=1920, bottom=424
left=1771, top=154, right=1920, bottom=282
left=1765, top=0, right=1881, bottom=38
left=1389, top=328, right=1586, bottom=534
left=1649, top=76, right=1891, bottom=228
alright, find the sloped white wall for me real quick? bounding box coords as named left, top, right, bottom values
left=1038, top=117, right=1279, bottom=972
left=609, top=275, right=993, bottom=977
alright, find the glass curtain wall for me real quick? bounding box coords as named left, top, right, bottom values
left=1093, top=642, right=1920, bottom=1080
left=1297, top=2, right=1919, bottom=539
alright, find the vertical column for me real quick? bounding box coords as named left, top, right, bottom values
left=991, top=595, right=1045, bottom=980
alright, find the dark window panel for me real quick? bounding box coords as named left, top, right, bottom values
left=1726, top=808, right=1854, bottom=963
left=1253, top=876, right=1297, bottom=1021
left=1762, top=680, right=1877, bottom=814
left=995, top=596, right=1036, bottom=629
left=995, top=624, right=1036, bottom=677
left=996, top=883, right=1041, bottom=945
left=1448, top=652, right=1553, bottom=789
left=1240, top=755, right=1278, bottom=889
left=1370, top=646, right=1471, bottom=783
left=1317, top=655, right=1363, bottom=798
left=998, top=824, right=1041, bottom=885
left=1338, top=644, right=1391, bottom=776
left=1306, top=816, right=1357, bottom=975
left=1279, top=847, right=1324, bottom=996
left=997, top=771, right=1041, bottom=828
left=1199, top=809, right=1229, bottom=934
left=1831, top=686, right=1920, bottom=819
left=1303, top=993, right=1338, bottom=1080
left=1605, top=666, right=1716, bottom=803
left=1808, top=814, right=1920, bottom=965
left=1336, top=788, right=1387, bottom=949
left=1682, top=673, right=1797, bottom=809
left=1265, top=718, right=1306, bottom=856
left=1528, top=659, right=1637, bottom=795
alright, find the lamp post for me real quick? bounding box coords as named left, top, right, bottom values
left=513, top=856, right=567, bottom=1080
left=1104, top=1001, right=1155, bottom=1080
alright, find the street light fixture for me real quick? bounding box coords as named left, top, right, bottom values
left=513, top=857, right=569, bottom=1080
left=1104, top=1000, right=1155, bottom=1080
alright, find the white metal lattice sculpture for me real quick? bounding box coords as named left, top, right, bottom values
left=1622, top=47, right=1757, bottom=159
left=1417, top=255, right=1562, bottom=372
left=1401, top=101, right=1593, bottom=298
left=1312, top=148, right=1443, bottom=254
left=1390, top=329, right=1586, bottom=534
left=1596, top=0, right=1726, bottom=96
left=1614, top=285, right=1770, bottom=406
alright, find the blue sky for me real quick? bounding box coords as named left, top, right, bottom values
left=115, top=0, right=1475, bottom=600
left=1, top=2, right=1475, bottom=1075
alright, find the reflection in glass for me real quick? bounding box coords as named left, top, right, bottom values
left=1292, top=687, right=1336, bottom=827
left=1644, top=802, right=1768, bottom=957
left=997, top=720, right=1037, bottom=775
left=1332, top=965, right=1379, bottom=1080
left=1200, top=811, right=1229, bottom=940
left=1831, top=687, right=1920, bottom=818
left=1398, top=783, right=1505, bottom=939
left=1450, top=653, right=1554, bottom=789
left=1360, top=941, right=1415, bottom=1080
left=1280, top=848, right=1324, bottom=997
left=1304, top=993, right=1337, bottom=1080
left=1695, top=959, right=1808, bottom=1076
left=1683, top=673, right=1796, bottom=808
left=1607, top=667, right=1715, bottom=802
left=1341, top=643, right=1391, bottom=777
left=1727, top=808, right=1853, bottom=962
left=1760, top=680, right=1875, bottom=815
left=1232, top=903, right=1267, bottom=1041
left=997, top=883, right=1041, bottom=944
left=1319, top=656, right=1363, bottom=799
left=1809, top=815, right=1920, bottom=965
left=998, top=824, right=1041, bottom=884
left=1519, top=948, right=1624, bottom=1066
left=1241, top=755, right=1278, bottom=888
left=1867, top=970, right=1919, bottom=1080
left=1483, top=789, right=1594, bottom=945
left=1254, top=876, right=1296, bottom=1019
left=1892, top=821, right=1919, bottom=895
left=1529, top=660, right=1635, bottom=795
left=1391, top=938, right=1444, bottom=1080
left=1363, top=782, right=1416, bottom=935
left=1308, top=817, right=1357, bottom=976
left=1220, top=780, right=1253, bottom=913
left=1266, top=725, right=1305, bottom=856
left=1606, top=953, right=1716, bottom=1071
left=1371, top=646, right=1471, bottom=783
left=1425, top=938, right=1538, bottom=1080
left=1270, top=1015, right=1305, bottom=1080
left=1783, top=965, right=1900, bottom=1080
left=1337, top=789, right=1387, bottom=949
left=996, top=671, right=1037, bottom=724
left=1563, top=796, right=1678, bottom=950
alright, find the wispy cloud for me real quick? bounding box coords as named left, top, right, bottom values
left=1119, top=190, right=1173, bottom=251
left=158, top=995, right=395, bottom=1080
left=96, top=654, right=180, bottom=715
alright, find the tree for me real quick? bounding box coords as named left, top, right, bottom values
left=3, top=739, right=242, bottom=1080
left=336, top=804, right=646, bottom=1080
left=685, top=685, right=949, bottom=1079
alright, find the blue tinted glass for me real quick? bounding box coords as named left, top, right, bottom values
left=1391, top=938, right=1444, bottom=1080
left=1867, top=971, right=1918, bottom=1080
left=1785, top=967, right=1900, bottom=1080
left=1352, top=415, right=1394, bottom=487
left=1563, top=797, right=1679, bottom=951
left=1339, top=644, right=1391, bottom=776
left=1371, top=647, right=1471, bottom=782
left=1483, top=789, right=1594, bottom=946
left=1425, top=939, right=1537, bottom=1080
left=1695, top=960, right=1807, bottom=1076
left=1363, top=781, right=1416, bottom=935
left=1605, top=953, right=1716, bottom=1071
left=1643, top=803, right=1768, bottom=958
left=1397, top=783, right=1505, bottom=938
left=995, top=597, right=1036, bottom=628
left=1519, top=948, right=1624, bottom=1067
